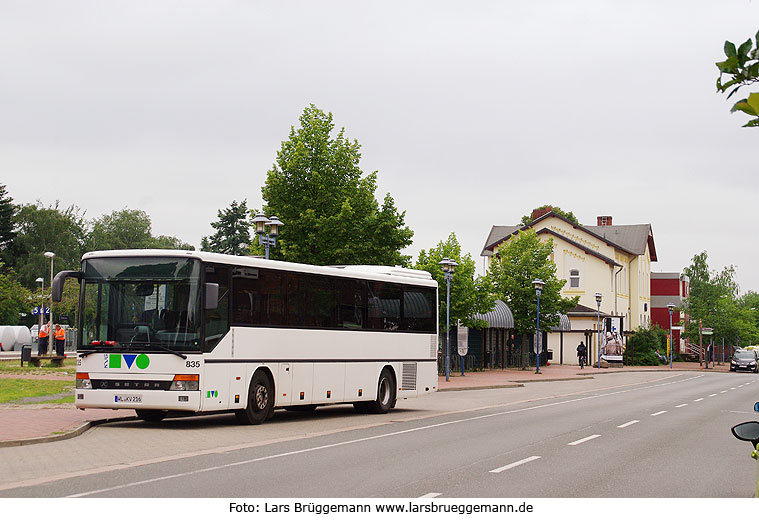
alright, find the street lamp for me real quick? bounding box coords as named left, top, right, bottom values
left=35, top=277, right=44, bottom=331
left=532, top=279, right=545, bottom=374
left=595, top=292, right=602, bottom=368
left=253, top=214, right=284, bottom=260
left=439, top=257, right=457, bottom=382
left=44, top=252, right=55, bottom=356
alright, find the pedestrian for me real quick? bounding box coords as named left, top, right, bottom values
left=38, top=321, right=49, bottom=356
left=54, top=324, right=66, bottom=356
left=576, top=341, right=587, bottom=369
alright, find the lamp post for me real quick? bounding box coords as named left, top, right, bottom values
left=667, top=303, right=675, bottom=369
left=44, top=252, right=55, bottom=356
left=439, top=257, right=457, bottom=382
left=532, top=279, right=545, bottom=374
left=595, top=292, right=602, bottom=368
left=252, top=214, right=284, bottom=260
left=35, top=277, right=44, bottom=330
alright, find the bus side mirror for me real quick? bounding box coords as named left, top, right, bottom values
left=205, top=283, right=219, bottom=309
left=51, top=271, right=82, bottom=302
left=732, top=421, right=759, bottom=448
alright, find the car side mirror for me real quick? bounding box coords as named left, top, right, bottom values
left=755, top=401, right=759, bottom=413
left=732, top=421, right=759, bottom=447
left=205, top=283, right=219, bottom=309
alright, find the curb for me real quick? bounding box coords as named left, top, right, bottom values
left=0, top=415, right=137, bottom=449
left=438, top=383, right=524, bottom=392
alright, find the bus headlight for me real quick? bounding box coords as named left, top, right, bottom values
left=170, top=374, right=199, bottom=391
left=76, top=373, right=92, bottom=389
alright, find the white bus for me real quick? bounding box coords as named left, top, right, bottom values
left=52, top=250, right=439, bottom=424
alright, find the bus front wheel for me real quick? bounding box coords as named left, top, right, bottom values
left=236, top=371, right=274, bottom=425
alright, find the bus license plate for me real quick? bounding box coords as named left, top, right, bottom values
left=115, top=395, right=142, bottom=403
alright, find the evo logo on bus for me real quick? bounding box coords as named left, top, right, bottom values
left=105, top=354, right=150, bottom=370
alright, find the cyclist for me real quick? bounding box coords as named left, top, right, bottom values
left=576, top=341, right=587, bottom=369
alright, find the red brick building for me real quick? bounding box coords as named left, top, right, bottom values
left=650, top=272, right=689, bottom=354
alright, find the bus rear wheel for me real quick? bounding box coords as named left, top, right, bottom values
left=136, top=409, right=166, bottom=422
left=354, top=368, right=396, bottom=414
left=236, top=370, right=274, bottom=425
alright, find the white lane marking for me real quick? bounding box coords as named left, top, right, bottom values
left=617, top=420, right=639, bottom=428
left=694, top=398, right=704, bottom=402
left=61, top=373, right=706, bottom=498
left=490, top=456, right=541, bottom=473
left=419, top=493, right=442, bottom=498
left=738, top=385, right=744, bottom=388
left=709, top=394, right=718, bottom=397
left=731, top=387, right=736, bottom=390
left=568, top=435, right=601, bottom=446
left=720, top=390, right=728, bottom=394
left=651, top=411, right=667, bottom=416
left=675, top=404, right=688, bottom=408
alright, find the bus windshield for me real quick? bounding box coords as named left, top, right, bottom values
left=79, top=257, right=202, bottom=351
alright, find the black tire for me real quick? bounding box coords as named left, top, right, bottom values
left=135, top=409, right=166, bottom=422
left=367, top=368, right=396, bottom=414
left=236, top=370, right=274, bottom=425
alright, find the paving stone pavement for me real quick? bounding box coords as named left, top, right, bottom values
left=0, top=361, right=728, bottom=447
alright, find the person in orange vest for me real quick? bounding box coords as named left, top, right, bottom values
left=38, top=321, right=50, bottom=356
left=54, top=324, right=66, bottom=356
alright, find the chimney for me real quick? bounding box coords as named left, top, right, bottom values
left=531, top=206, right=553, bottom=221
left=597, top=216, right=612, bottom=226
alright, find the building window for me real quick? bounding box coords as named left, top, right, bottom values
left=569, top=269, right=580, bottom=288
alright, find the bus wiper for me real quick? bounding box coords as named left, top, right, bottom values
left=79, top=348, right=110, bottom=357
left=120, top=341, right=187, bottom=360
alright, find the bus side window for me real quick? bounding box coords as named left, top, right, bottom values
left=204, top=265, right=229, bottom=349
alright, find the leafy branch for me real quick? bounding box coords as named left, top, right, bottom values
left=716, top=30, right=759, bottom=127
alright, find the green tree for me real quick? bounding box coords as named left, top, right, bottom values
left=261, top=104, right=413, bottom=266
left=414, top=233, right=494, bottom=331
left=486, top=229, right=578, bottom=369
left=716, top=30, right=759, bottom=127
left=519, top=204, right=578, bottom=226
left=0, top=262, right=32, bottom=325
left=8, top=202, right=86, bottom=288
left=87, top=209, right=153, bottom=251
left=200, top=200, right=251, bottom=255
left=681, top=251, right=749, bottom=349
left=0, top=183, right=16, bottom=254
left=151, top=235, right=195, bottom=251
left=624, top=325, right=668, bottom=366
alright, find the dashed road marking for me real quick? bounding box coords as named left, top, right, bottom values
left=490, top=456, right=541, bottom=473
left=618, top=420, right=639, bottom=428
left=709, top=394, right=718, bottom=397
left=675, top=404, right=688, bottom=408
left=720, top=390, right=728, bottom=394
left=419, top=493, right=442, bottom=498
left=694, top=398, right=704, bottom=402
left=651, top=411, right=667, bottom=416
left=568, top=435, right=601, bottom=446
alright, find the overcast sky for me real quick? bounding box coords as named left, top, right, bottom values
left=2, top=1, right=758, bottom=292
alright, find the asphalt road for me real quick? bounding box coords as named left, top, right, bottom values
left=1, top=370, right=757, bottom=498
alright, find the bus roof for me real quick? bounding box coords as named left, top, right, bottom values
left=81, top=249, right=437, bottom=287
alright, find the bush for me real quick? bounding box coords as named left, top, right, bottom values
left=624, top=325, right=669, bottom=366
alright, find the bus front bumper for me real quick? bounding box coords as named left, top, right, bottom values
left=75, top=389, right=202, bottom=411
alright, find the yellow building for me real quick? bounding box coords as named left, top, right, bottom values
left=481, top=210, right=657, bottom=365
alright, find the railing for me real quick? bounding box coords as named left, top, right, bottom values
left=684, top=342, right=702, bottom=361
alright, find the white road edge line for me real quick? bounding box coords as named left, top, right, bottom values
left=419, top=493, right=442, bottom=498
left=617, top=420, right=639, bottom=428
left=651, top=411, right=667, bottom=416
left=490, top=456, right=541, bottom=474
left=568, top=435, right=601, bottom=446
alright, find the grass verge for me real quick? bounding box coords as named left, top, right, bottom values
left=0, top=378, right=75, bottom=404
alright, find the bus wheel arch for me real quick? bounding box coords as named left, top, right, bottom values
left=355, top=365, right=396, bottom=414
left=236, top=367, right=275, bottom=425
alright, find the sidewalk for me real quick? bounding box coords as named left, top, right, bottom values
left=0, top=361, right=729, bottom=447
